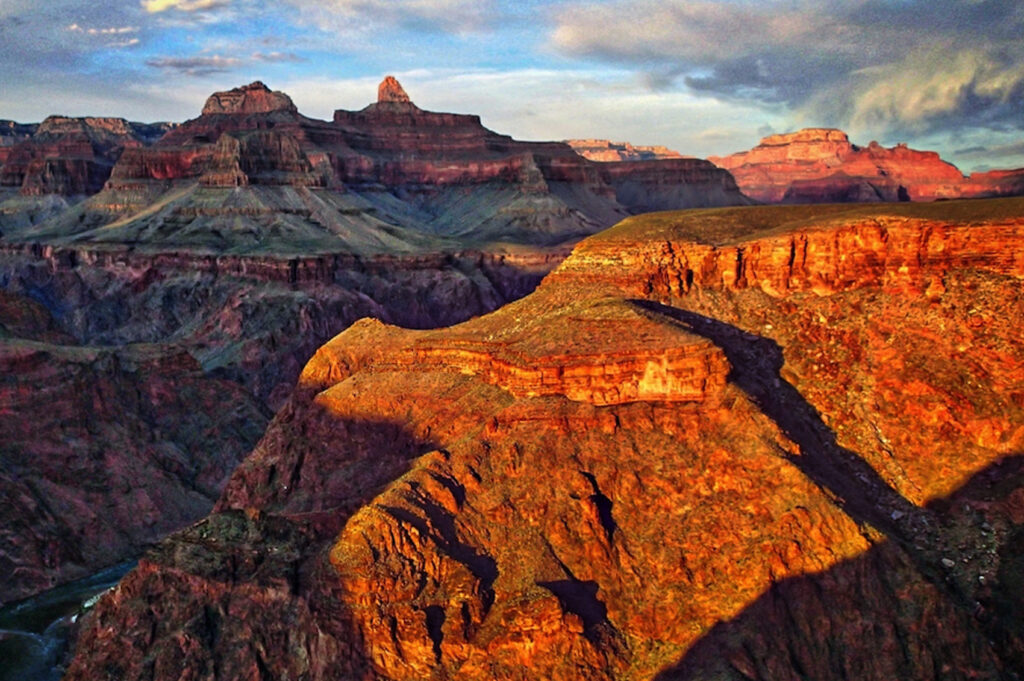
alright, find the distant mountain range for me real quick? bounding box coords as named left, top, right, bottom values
left=0, top=78, right=748, bottom=255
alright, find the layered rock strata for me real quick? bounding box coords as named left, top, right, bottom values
left=0, top=116, right=171, bottom=197
left=2, top=78, right=749, bottom=251
left=66, top=197, right=1024, bottom=680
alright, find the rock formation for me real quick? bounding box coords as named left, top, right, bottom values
left=0, top=120, right=38, bottom=165
left=710, top=128, right=1024, bottom=203
left=65, top=197, right=1024, bottom=680
left=568, top=138, right=685, bottom=162
left=377, top=75, right=412, bottom=104
left=1, top=78, right=749, bottom=251
left=963, top=167, right=1024, bottom=198
left=200, top=81, right=298, bottom=116
left=0, top=116, right=172, bottom=199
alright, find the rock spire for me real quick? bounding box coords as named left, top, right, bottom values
left=377, top=76, right=412, bottom=104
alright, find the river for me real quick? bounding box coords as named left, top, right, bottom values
left=0, top=563, right=134, bottom=681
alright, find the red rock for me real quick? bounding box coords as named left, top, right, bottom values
left=963, top=167, right=1024, bottom=198
left=0, top=116, right=170, bottom=197
left=18, top=77, right=747, bottom=251
left=378, top=75, right=412, bottom=104
left=65, top=198, right=1024, bottom=680
left=0, top=120, right=37, bottom=165
left=710, top=128, right=975, bottom=203
left=0, top=236, right=556, bottom=606
left=200, top=81, right=297, bottom=116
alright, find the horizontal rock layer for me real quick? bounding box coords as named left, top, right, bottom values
left=567, top=139, right=684, bottom=162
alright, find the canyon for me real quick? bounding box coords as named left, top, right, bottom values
left=710, top=128, right=1024, bottom=204
left=1, top=75, right=1023, bottom=681
left=62, top=197, right=1024, bottom=680
left=0, top=77, right=749, bottom=609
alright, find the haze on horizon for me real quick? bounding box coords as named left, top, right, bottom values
left=2, top=0, right=1023, bottom=173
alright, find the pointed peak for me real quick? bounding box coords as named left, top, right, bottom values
left=378, top=76, right=412, bottom=104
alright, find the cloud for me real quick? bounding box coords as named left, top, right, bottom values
left=141, top=0, right=230, bottom=12
left=281, top=0, right=495, bottom=34
left=67, top=24, right=138, bottom=35
left=837, top=47, right=1024, bottom=135
left=272, top=69, right=782, bottom=162
left=551, top=0, right=1024, bottom=138
left=145, top=55, right=242, bottom=75
left=252, top=51, right=305, bottom=63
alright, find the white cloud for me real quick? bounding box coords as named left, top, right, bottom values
left=141, top=0, right=230, bottom=13
left=68, top=24, right=138, bottom=35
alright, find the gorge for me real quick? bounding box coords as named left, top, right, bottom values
left=1, top=75, right=1022, bottom=681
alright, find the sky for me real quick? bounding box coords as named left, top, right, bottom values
left=1, top=0, right=1023, bottom=172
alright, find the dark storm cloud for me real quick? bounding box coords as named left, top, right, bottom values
left=552, top=0, right=1024, bottom=137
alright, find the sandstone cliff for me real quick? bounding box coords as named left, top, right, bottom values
left=710, top=128, right=1024, bottom=204
left=65, top=197, right=1024, bottom=680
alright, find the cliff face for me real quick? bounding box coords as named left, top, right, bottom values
left=709, top=128, right=1020, bottom=204
left=66, top=198, right=1024, bottom=680
left=2, top=78, right=749, bottom=252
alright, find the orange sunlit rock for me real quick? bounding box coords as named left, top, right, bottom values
left=66, top=199, right=1024, bottom=680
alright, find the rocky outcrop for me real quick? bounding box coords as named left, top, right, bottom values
left=599, top=158, right=753, bottom=213
left=568, top=138, right=684, bottom=162
left=378, top=75, right=412, bottom=104
left=200, top=81, right=298, bottom=116
left=0, top=120, right=38, bottom=164
left=66, top=197, right=1024, bottom=680
left=0, top=292, right=269, bottom=602
left=964, top=167, right=1024, bottom=198
left=709, top=128, right=999, bottom=203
